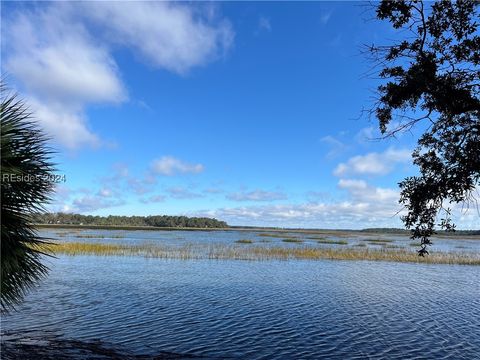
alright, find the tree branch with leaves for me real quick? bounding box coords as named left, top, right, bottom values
left=369, top=0, right=479, bottom=255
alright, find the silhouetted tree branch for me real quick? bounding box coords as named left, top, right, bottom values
left=369, top=0, right=480, bottom=256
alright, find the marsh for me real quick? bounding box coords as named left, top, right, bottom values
left=2, top=228, right=479, bottom=359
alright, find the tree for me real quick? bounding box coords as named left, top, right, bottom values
left=1, top=83, right=56, bottom=310
left=369, top=0, right=479, bottom=255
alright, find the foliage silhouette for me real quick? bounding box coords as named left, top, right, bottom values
left=368, top=0, right=479, bottom=255
left=1, top=82, right=56, bottom=311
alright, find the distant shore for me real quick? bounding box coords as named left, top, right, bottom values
left=35, top=223, right=480, bottom=238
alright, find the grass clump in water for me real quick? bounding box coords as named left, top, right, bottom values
left=409, top=242, right=422, bottom=247
left=282, top=238, right=304, bottom=243
left=73, top=234, right=106, bottom=239
left=364, top=239, right=394, bottom=244
left=316, top=239, right=348, bottom=245
left=235, top=239, right=253, bottom=244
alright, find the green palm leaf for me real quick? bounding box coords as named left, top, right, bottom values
left=1, top=81, right=56, bottom=311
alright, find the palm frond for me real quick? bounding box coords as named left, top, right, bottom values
left=1, top=81, right=56, bottom=311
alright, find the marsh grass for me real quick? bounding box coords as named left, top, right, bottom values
left=364, top=239, right=394, bottom=243
left=258, top=233, right=297, bottom=239
left=382, top=244, right=401, bottom=249
left=282, top=238, right=304, bottom=243
left=40, top=242, right=480, bottom=265
left=235, top=239, right=254, bottom=244
left=316, top=239, right=348, bottom=245
left=72, top=234, right=125, bottom=239
left=354, top=243, right=367, bottom=247
left=409, top=242, right=422, bottom=247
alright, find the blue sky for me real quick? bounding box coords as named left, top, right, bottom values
left=2, top=1, right=477, bottom=229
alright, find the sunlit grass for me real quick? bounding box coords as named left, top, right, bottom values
left=38, top=242, right=480, bottom=265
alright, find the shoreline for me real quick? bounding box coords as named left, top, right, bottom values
left=35, top=224, right=480, bottom=239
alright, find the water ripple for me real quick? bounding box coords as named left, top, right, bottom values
left=2, top=256, right=479, bottom=359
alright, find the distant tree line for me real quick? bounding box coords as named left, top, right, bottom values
left=361, top=228, right=480, bottom=236
left=34, top=213, right=228, bottom=228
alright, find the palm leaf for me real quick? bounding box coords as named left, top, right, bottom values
left=1, top=81, right=56, bottom=311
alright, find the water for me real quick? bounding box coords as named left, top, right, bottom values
left=39, top=228, right=480, bottom=253
left=3, top=234, right=480, bottom=359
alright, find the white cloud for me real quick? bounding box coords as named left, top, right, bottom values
left=5, top=10, right=126, bottom=106
left=226, top=190, right=287, bottom=202
left=140, top=195, right=166, bottom=204
left=258, top=17, right=272, bottom=32
left=194, top=180, right=403, bottom=228
left=70, top=195, right=125, bottom=213
left=338, top=179, right=368, bottom=191
left=320, top=10, right=333, bottom=25
left=151, top=156, right=204, bottom=176
left=97, top=188, right=113, bottom=198
left=4, top=7, right=125, bottom=149
left=337, top=178, right=399, bottom=204
left=334, top=148, right=411, bottom=177
left=27, top=98, right=101, bottom=149
left=204, top=187, right=224, bottom=194
left=81, top=1, right=234, bottom=74
left=355, top=126, right=377, bottom=144
left=3, top=2, right=233, bottom=149
left=167, top=186, right=203, bottom=199
left=320, top=135, right=349, bottom=159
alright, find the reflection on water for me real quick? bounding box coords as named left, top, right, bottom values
left=3, top=254, right=479, bottom=359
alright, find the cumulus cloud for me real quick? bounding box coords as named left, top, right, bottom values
left=193, top=177, right=405, bottom=228
left=226, top=190, right=287, bottom=202
left=334, top=148, right=411, bottom=177
left=3, top=2, right=233, bottom=149
left=97, top=188, right=113, bottom=198
left=151, top=156, right=204, bottom=176
left=194, top=180, right=403, bottom=228
left=4, top=6, right=125, bottom=149
left=71, top=195, right=125, bottom=213
left=81, top=2, right=233, bottom=74
left=167, top=186, right=203, bottom=199
left=48, top=185, right=124, bottom=213
left=140, top=195, right=166, bottom=204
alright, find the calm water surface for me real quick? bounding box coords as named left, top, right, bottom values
left=2, top=230, right=480, bottom=359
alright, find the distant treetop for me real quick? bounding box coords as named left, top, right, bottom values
left=34, top=213, right=228, bottom=229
